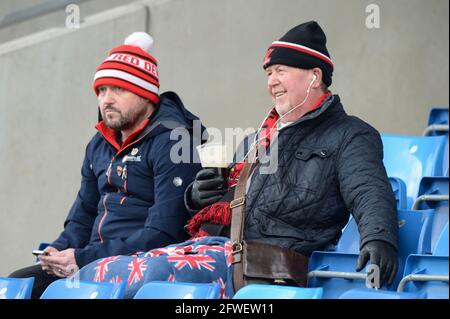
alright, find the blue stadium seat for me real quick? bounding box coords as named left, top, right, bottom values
left=335, top=216, right=359, bottom=254
left=334, top=177, right=407, bottom=255
left=426, top=107, right=449, bottom=128
left=133, top=281, right=221, bottom=299
left=444, top=140, right=449, bottom=177
left=333, top=178, right=408, bottom=253
left=397, top=222, right=449, bottom=299
left=40, top=279, right=125, bottom=299
left=381, top=134, right=447, bottom=208
left=389, top=177, right=408, bottom=210
left=413, top=177, right=449, bottom=252
left=0, top=277, right=34, bottom=299
left=233, top=284, right=323, bottom=299
left=398, top=254, right=448, bottom=299
left=339, top=288, right=423, bottom=299
left=433, top=222, right=449, bottom=256
left=307, top=209, right=434, bottom=298
left=424, top=108, right=449, bottom=175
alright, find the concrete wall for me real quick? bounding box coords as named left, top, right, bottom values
left=0, top=0, right=448, bottom=275
left=0, top=3, right=148, bottom=275
left=0, top=0, right=137, bottom=43
left=151, top=0, right=449, bottom=134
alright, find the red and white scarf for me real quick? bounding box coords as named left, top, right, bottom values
left=185, top=107, right=280, bottom=238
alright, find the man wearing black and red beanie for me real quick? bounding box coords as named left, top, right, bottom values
left=186, top=21, right=399, bottom=291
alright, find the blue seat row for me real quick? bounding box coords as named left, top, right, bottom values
left=413, top=176, right=449, bottom=252
left=397, top=222, right=449, bottom=299
left=39, top=279, right=125, bottom=299
left=0, top=277, right=34, bottom=299
left=307, top=209, right=437, bottom=298
left=133, top=281, right=221, bottom=299
left=423, top=107, right=449, bottom=176
left=381, top=134, right=447, bottom=209
left=233, top=284, right=322, bottom=299
left=307, top=218, right=449, bottom=299
left=0, top=277, right=223, bottom=299
left=335, top=223, right=449, bottom=299
left=307, top=108, right=449, bottom=299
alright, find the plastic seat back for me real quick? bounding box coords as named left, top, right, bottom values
left=433, top=223, right=449, bottom=256
left=133, top=281, right=221, bottom=299
left=0, top=277, right=34, bottom=299
left=426, top=107, right=450, bottom=176
left=389, top=177, right=408, bottom=209
left=334, top=178, right=408, bottom=253
left=335, top=217, right=359, bottom=254
left=381, top=134, right=447, bottom=208
left=339, top=288, right=423, bottom=299
left=415, top=177, right=449, bottom=252
left=401, top=255, right=449, bottom=299
left=233, top=284, right=323, bottom=299
left=444, top=138, right=449, bottom=176
left=40, top=279, right=125, bottom=299
left=427, top=107, right=449, bottom=127
left=398, top=220, right=448, bottom=299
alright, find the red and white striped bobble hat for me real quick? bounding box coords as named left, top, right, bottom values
left=93, top=32, right=160, bottom=104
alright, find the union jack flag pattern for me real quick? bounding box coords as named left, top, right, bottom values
left=78, top=236, right=234, bottom=299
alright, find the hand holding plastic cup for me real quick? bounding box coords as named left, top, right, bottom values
left=196, top=143, right=229, bottom=178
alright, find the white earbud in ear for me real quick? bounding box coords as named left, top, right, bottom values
left=306, top=74, right=317, bottom=94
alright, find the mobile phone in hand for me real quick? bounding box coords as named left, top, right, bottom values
left=32, top=250, right=49, bottom=256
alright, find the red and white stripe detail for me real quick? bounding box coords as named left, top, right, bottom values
left=271, top=40, right=334, bottom=67
left=104, top=53, right=158, bottom=79
left=94, top=69, right=159, bottom=96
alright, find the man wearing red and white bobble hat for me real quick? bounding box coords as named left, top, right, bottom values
left=9, top=32, right=205, bottom=298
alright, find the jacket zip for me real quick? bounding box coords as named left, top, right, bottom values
left=106, top=157, right=114, bottom=184
left=114, top=122, right=160, bottom=158
left=97, top=122, right=161, bottom=242
left=98, top=194, right=109, bottom=243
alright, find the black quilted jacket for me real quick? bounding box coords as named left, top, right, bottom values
left=242, top=94, right=398, bottom=255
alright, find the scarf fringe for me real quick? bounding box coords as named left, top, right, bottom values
left=186, top=202, right=231, bottom=237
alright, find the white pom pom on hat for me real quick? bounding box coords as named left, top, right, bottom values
left=124, top=32, right=154, bottom=53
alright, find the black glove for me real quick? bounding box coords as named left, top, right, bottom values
left=356, top=240, right=398, bottom=287
left=190, top=168, right=228, bottom=210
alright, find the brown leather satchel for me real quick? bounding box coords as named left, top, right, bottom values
left=230, top=145, right=309, bottom=292
left=242, top=240, right=309, bottom=287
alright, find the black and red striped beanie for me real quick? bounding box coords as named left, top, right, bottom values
left=93, top=32, right=160, bottom=104
left=263, top=21, right=334, bottom=87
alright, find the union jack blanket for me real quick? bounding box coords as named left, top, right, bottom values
left=78, top=236, right=234, bottom=299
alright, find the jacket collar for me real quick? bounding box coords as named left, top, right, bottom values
left=285, top=93, right=341, bottom=129
left=95, top=117, right=151, bottom=152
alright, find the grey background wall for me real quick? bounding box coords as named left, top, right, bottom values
left=0, top=0, right=448, bottom=275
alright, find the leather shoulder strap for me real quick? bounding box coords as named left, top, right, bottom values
left=230, top=144, right=258, bottom=292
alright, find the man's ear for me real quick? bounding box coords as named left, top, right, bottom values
left=312, top=67, right=323, bottom=86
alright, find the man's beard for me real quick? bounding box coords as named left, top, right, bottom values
left=102, top=103, right=149, bottom=131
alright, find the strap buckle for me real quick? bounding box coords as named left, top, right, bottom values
left=231, top=241, right=243, bottom=255
left=230, top=197, right=245, bottom=209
